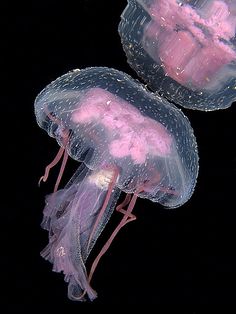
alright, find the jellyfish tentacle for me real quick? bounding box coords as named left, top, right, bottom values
left=116, top=193, right=132, bottom=212
left=115, top=193, right=136, bottom=220
left=76, top=191, right=139, bottom=301
left=38, top=130, right=70, bottom=190
left=53, top=148, right=69, bottom=192
left=39, top=105, right=71, bottom=188
left=116, top=207, right=136, bottom=221
left=87, top=191, right=139, bottom=286
left=38, top=146, right=65, bottom=185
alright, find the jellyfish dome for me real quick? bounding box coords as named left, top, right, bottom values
left=34, top=67, right=198, bottom=301
left=119, top=0, right=236, bottom=110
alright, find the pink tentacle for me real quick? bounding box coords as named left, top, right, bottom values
left=75, top=191, right=139, bottom=301
left=53, top=148, right=69, bottom=192
left=39, top=105, right=71, bottom=190
left=88, top=192, right=139, bottom=284
left=38, top=146, right=65, bottom=186
left=116, top=193, right=132, bottom=212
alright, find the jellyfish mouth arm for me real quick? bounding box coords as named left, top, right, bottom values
left=41, top=226, right=97, bottom=301
left=41, top=166, right=121, bottom=301
left=86, top=168, right=120, bottom=251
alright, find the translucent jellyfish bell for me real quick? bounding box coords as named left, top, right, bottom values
left=34, top=67, right=198, bottom=301
left=119, top=0, right=236, bottom=110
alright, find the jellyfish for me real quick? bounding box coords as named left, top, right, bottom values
left=119, top=0, right=236, bottom=110
left=34, top=67, right=199, bottom=301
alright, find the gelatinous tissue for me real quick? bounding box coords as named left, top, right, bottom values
left=35, top=67, right=198, bottom=300
left=119, top=0, right=236, bottom=110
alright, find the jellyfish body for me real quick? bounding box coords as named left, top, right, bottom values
left=35, top=67, right=198, bottom=300
left=119, top=0, right=236, bottom=110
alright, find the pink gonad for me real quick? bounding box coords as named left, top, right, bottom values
left=34, top=67, right=198, bottom=301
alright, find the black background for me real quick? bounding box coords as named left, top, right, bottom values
left=2, top=0, right=236, bottom=310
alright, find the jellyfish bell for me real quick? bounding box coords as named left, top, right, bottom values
left=119, top=0, right=236, bottom=110
left=34, top=67, right=198, bottom=301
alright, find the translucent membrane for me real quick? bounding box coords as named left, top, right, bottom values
left=119, top=0, right=236, bottom=110
left=35, top=67, right=198, bottom=300
left=35, top=67, right=199, bottom=207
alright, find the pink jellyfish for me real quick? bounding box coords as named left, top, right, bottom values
left=34, top=67, right=198, bottom=301
left=119, top=0, right=236, bottom=110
